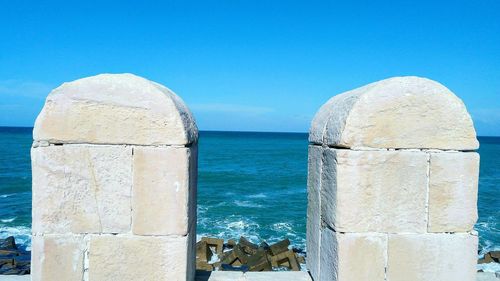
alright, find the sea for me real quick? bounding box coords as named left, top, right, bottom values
left=0, top=127, right=499, bottom=271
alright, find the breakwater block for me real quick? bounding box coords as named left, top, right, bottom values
left=270, top=250, right=300, bottom=271
left=195, top=236, right=302, bottom=272
left=196, top=241, right=213, bottom=263
left=478, top=251, right=500, bottom=264
left=202, top=237, right=224, bottom=256
left=270, top=238, right=290, bottom=255
left=0, top=236, right=30, bottom=275
left=239, top=237, right=259, bottom=255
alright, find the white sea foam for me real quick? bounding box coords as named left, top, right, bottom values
left=247, top=193, right=267, bottom=199
left=208, top=252, right=219, bottom=264
left=479, top=240, right=500, bottom=257
left=233, top=200, right=263, bottom=208
left=198, top=215, right=262, bottom=244
left=0, top=225, right=31, bottom=250
left=1, top=217, right=16, bottom=223
left=477, top=262, right=500, bottom=273
left=271, top=222, right=293, bottom=232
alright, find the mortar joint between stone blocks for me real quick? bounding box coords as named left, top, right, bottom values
left=33, top=141, right=192, bottom=148
left=425, top=152, right=431, bottom=233
left=129, top=146, right=134, bottom=232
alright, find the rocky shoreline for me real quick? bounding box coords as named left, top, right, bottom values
left=0, top=237, right=30, bottom=275
left=478, top=251, right=500, bottom=265
left=196, top=236, right=305, bottom=272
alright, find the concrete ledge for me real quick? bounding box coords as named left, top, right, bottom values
left=477, top=272, right=500, bottom=281
left=195, top=271, right=312, bottom=281
left=0, top=276, right=31, bottom=281
left=1, top=272, right=497, bottom=280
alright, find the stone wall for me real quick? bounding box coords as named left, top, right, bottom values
left=307, top=76, right=480, bottom=281
left=30, top=74, right=480, bottom=281
left=31, top=74, right=198, bottom=281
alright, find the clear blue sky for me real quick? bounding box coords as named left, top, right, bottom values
left=1, top=1, right=499, bottom=135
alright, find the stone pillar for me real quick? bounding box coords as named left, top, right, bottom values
left=307, top=77, right=479, bottom=281
left=31, top=74, right=198, bottom=281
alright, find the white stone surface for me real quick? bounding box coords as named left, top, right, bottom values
left=387, top=233, right=478, bottom=281
left=195, top=271, right=245, bottom=281
left=320, top=148, right=337, bottom=233
left=88, top=234, right=190, bottom=281
left=4, top=273, right=496, bottom=281
left=306, top=145, right=322, bottom=280
left=428, top=152, right=479, bottom=232
left=476, top=272, right=500, bottom=281
left=0, top=276, right=31, bottom=281
left=320, top=228, right=386, bottom=281
left=132, top=146, right=193, bottom=236
left=5, top=271, right=500, bottom=281
left=322, top=149, right=428, bottom=233
left=33, top=73, right=198, bottom=146
left=194, top=272, right=312, bottom=281
left=31, top=234, right=85, bottom=281
left=31, top=145, right=132, bottom=234
left=245, top=272, right=312, bottom=281
left=309, top=76, right=478, bottom=150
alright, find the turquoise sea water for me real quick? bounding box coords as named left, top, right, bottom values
left=0, top=127, right=498, bottom=257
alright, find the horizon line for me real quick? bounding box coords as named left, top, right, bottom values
left=1, top=125, right=499, bottom=137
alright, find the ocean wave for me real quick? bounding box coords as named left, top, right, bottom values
left=198, top=215, right=262, bottom=243
left=476, top=217, right=500, bottom=233
left=271, top=222, right=293, bottom=232
left=475, top=215, right=500, bottom=256
left=1, top=217, right=17, bottom=223
left=233, top=200, right=263, bottom=208
left=478, top=239, right=500, bottom=257
left=477, top=262, right=500, bottom=273
left=247, top=193, right=267, bottom=199
left=0, top=191, right=31, bottom=199
left=0, top=225, right=31, bottom=250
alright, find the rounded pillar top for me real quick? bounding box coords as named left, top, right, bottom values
left=309, top=76, right=478, bottom=150
left=34, top=73, right=198, bottom=146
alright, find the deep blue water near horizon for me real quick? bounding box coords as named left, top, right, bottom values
left=0, top=127, right=499, bottom=258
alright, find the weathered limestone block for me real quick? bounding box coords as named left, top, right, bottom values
left=33, top=73, right=198, bottom=146
left=187, top=227, right=197, bottom=281
left=387, top=233, right=478, bottom=281
left=188, top=145, right=199, bottom=236
left=88, top=235, right=192, bottom=281
left=322, top=149, right=428, bottom=233
left=306, top=145, right=322, bottom=280
left=132, top=146, right=195, bottom=236
left=428, top=152, right=479, bottom=232
left=31, top=145, right=132, bottom=234
left=31, top=235, right=85, bottom=281
left=309, top=76, right=478, bottom=150
left=31, top=73, right=199, bottom=281
left=320, top=229, right=386, bottom=281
